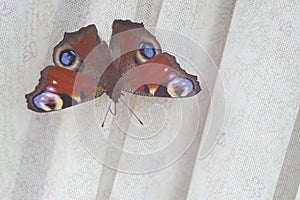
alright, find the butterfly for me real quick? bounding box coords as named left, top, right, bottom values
left=25, top=20, right=201, bottom=114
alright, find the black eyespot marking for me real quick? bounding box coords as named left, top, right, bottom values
left=144, top=84, right=150, bottom=93
left=60, top=49, right=76, bottom=66
left=154, top=85, right=171, bottom=97
left=139, top=42, right=155, bottom=59
left=46, top=103, right=56, bottom=110
left=60, top=94, right=76, bottom=108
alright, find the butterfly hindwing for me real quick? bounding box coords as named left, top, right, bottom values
left=25, top=66, right=100, bottom=112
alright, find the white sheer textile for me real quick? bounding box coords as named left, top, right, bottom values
left=0, top=0, right=299, bottom=199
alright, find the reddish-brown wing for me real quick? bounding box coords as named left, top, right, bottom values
left=25, top=25, right=110, bottom=112
left=109, top=20, right=201, bottom=98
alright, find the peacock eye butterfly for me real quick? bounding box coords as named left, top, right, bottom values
left=25, top=20, right=201, bottom=114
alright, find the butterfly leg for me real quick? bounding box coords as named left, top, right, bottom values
left=109, top=102, right=117, bottom=116
left=101, top=102, right=115, bottom=127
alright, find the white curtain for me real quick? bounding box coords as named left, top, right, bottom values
left=1, top=0, right=299, bottom=199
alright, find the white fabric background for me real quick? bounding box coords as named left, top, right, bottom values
left=0, top=0, right=299, bottom=199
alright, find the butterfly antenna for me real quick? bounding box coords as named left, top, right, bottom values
left=101, top=102, right=113, bottom=127
left=119, top=98, right=143, bottom=126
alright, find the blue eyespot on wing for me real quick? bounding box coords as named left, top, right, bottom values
left=139, top=42, right=155, bottom=59
left=60, top=50, right=76, bottom=66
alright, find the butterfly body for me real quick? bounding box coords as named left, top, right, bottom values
left=25, top=20, right=201, bottom=112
